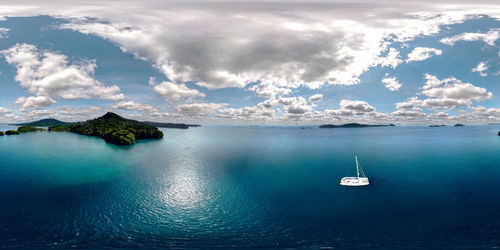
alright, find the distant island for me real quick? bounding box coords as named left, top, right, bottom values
left=144, top=121, right=201, bottom=129
left=454, top=124, right=465, bottom=127
left=319, top=123, right=395, bottom=128
left=10, top=118, right=70, bottom=127
left=48, top=112, right=164, bottom=145
left=10, top=118, right=198, bottom=130
left=429, top=125, right=447, bottom=127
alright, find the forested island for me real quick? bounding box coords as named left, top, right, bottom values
left=11, top=118, right=70, bottom=127
left=319, top=123, right=395, bottom=128
left=48, top=112, right=164, bottom=145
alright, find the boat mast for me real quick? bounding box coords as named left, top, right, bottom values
left=355, top=156, right=359, bottom=178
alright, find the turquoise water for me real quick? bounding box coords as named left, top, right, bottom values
left=0, top=125, right=499, bottom=248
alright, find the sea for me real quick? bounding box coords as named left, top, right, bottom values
left=0, top=124, right=499, bottom=249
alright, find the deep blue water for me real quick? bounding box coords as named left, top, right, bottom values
left=0, top=125, right=499, bottom=249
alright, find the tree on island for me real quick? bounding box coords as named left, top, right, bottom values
left=5, top=130, right=20, bottom=135
left=0, top=131, right=4, bottom=136
left=49, top=112, right=163, bottom=145
left=17, top=126, right=46, bottom=132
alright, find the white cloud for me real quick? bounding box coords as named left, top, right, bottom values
left=441, top=28, right=500, bottom=46
left=0, top=107, right=12, bottom=116
left=325, top=99, right=376, bottom=118
left=37, top=1, right=493, bottom=94
left=309, top=94, right=323, bottom=102
left=402, top=74, right=493, bottom=110
left=471, top=61, right=489, bottom=77
left=1, top=43, right=124, bottom=101
left=149, top=77, right=204, bottom=101
left=176, top=103, right=227, bottom=117
left=381, top=75, right=402, bottom=91
left=406, top=47, right=442, bottom=63
left=14, top=96, right=56, bottom=109
left=248, top=81, right=292, bottom=99
left=278, top=96, right=313, bottom=115
left=379, top=48, right=403, bottom=69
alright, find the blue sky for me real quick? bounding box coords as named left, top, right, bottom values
left=0, top=1, right=500, bottom=124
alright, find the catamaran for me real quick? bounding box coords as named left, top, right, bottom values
left=340, top=156, right=369, bottom=186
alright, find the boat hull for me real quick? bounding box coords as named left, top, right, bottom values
left=340, top=177, right=369, bottom=186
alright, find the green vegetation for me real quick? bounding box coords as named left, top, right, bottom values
left=17, top=126, right=46, bottom=132
left=0, top=131, right=4, bottom=136
left=48, top=125, right=71, bottom=132
left=49, top=112, right=163, bottom=145
left=11, top=118, right=70, bottom=127
left=454, top=124, right=465, bottom=127
left=5, top=130, right=20, bottom=135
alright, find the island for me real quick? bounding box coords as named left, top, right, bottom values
left=10, top=118, right=70, bottom=127
left=143, top=121, right=201, bottom=129
left=319, top=123, right=395, bottom=128
left=454, top=124, right=465, bottom=127
left=48, top=112, right=164, bottom=145
left=5, top=130, right=20, bottom=135
left=429, top=125, right=447, bottom=127
left=0, top=131, right=3, bottom=136
left=18, top=126, right=46, bottom=132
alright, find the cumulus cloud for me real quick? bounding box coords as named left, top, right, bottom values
left=406, top=47, right=442, bottom=63
left=309, top=94, right=323, bottom=102
left=1, top=43, right=124, bottom=101
left=381, top=75, right=402, bottom=91
left=0, top=107, right=12, bottom=116
left=471, top=61, right=489, bottom=77
left=248, top=81, right=292, bottom=99
left=149, top=77, right=204, bottom=101
left=176, top=103, right=227, bottom=117
left=38, top=0, right=494, bottom=94
left=398, top=74, right=493, bottom=111
left=440, top=28, right=500, bottom=46
left=379, top=48, right=403, bottom=69
left=325, top=99, right=376, bottom=118
left=420, top=75, right=492, bottom=109
left=14, top=96, right=56, bottom=109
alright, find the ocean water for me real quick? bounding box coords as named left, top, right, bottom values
left=0, top=125, right=499, bottom=248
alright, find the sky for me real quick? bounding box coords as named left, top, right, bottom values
left=0, top=1, right=500, bottom=125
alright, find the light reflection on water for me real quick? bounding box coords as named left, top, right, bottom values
left=0, top=125, right=499, bottom=248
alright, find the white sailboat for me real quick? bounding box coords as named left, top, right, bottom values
left=340, top=156, right=369, bottom=186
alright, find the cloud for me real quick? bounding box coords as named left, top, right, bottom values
left=406, top=47, right=442, bottom=63
left=401, top=74, right=493, bottom=110
left=0, top=107, right=12, bottom=116
left=325, top=99, right=376, bottom=117
left=1, top=43, right=124, bottom=101
left=44, top=1, right=492, bottom=93
left=176, top=103, right=227, bottom=117
left=149, top=77, right=204, bottom=101
left=471, top=61, right=489, bottom=77
left=248, top=81, right=292, bottom=99
left=396, top=97, right=421, bottom=110
left=379, top=48, right=403, bottom=69
left=0, top=27, right=8, bottom=38
left=309, top=94, right=323, bottom=102
left=14, top=96, right=56, bottom=109
left=278, top=96, right=313, bottom=115
left=381, top=75, right=402, bottom=91
left=440, top=28, right=500, bottom=46
left=111, top=100, right=160, bottom=116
